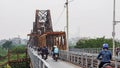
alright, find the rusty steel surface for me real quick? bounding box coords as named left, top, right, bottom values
left=28, top=9, right=67, bottom=50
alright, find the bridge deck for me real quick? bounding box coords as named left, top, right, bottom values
left=46, top=56, right=80, bottom=68
left=30, top=48, right=81, bottom=68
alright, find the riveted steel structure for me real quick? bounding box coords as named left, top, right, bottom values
left=28, top=10, right=67, bottom=50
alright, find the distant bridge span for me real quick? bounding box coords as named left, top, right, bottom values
left=27, top=10, right=67, bottom=50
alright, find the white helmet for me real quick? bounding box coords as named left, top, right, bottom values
left=54, top=45, right=57, bottom=48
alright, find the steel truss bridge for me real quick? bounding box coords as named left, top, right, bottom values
left=27, top=10, right=120, bottom=68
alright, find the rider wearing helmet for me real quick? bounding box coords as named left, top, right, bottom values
left=52, top=45, right=59, bottom=59
left=97, top=43, right=112, bottom=68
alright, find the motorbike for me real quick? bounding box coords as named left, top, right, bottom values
left=102, top=63, right=113, bottom=68
left=53, top=53, right=59, bottom=61
left=42, top=53, right=47, bottom=60
left=98, top=58, right=113, bottom=68
left=43, top=54, right=47, bottom=60
left=38, top=51, right=42, bottom=55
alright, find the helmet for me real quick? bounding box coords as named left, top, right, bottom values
left=54, top=45, right=57, bottom=48
left=103, top=43, right=108, bottom=49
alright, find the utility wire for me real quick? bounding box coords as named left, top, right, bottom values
left=54, top=0, right=75, bottom=26
left=54, top=7, right=65, bottom=26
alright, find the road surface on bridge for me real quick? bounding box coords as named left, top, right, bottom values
left=46, top=56, right=81, bottom=68
left=31, top=49, right=81, bottom=68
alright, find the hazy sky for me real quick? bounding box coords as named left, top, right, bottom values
left=0, top=0, right=120, bottom=40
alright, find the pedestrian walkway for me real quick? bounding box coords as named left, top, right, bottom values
left=46, top=56, right=81, bottom=68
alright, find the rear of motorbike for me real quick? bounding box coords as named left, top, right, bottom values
left=98, top=58, right=113, bottom=68
left=54, top=54, right=58, bottom=61
left=42, top=54, right=47, bottom=60
left=102, top=63, right=113, bottom=68
left=53, top=53, right=58, bottom=61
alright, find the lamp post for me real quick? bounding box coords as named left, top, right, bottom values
left=112, top=0, right=120, bottom=58
left=112, top=0, right=116, bottom=58
left=66, top=0, right=69, bottom=51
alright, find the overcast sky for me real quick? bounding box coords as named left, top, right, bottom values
left=0, top=0, right=120, bottom=40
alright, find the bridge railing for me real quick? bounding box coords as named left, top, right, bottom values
left=28, top=47, right=51, bottom=68
left=114, top=52, right=120, bottom=68
left=59, top=50, right=98, bottom=68
left=59, top=50, right=120, bottom=68
left=70, top=48, right=113, bottom=54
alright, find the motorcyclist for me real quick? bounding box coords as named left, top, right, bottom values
left=97, top=43, right=112, bottom=68
left=41, top=46, right=49, bottom=60
left=37, top=47, right=42, bottom=55
left=51, top=46, right=55, bottom=57
left=53, top=45, right=59, bottom=59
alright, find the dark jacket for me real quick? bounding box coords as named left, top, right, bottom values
left=42, top=47, right=49, bottom=54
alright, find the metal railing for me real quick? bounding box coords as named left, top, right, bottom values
left=70, top=48, right=113, bottom=54
left=114, top=52, right=120, bottom=68
left=28, top=47, right=51, bottom=68
left=59, top=50, right=120, bottom=68
left=59, top=50, right=98, bottom=68
left=27, top=47, right=120, bottom=68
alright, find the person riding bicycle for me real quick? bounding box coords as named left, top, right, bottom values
left=97, top=43, right=112, bottom=68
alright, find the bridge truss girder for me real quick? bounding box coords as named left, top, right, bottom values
left=28, top=9, right=67, bottom=50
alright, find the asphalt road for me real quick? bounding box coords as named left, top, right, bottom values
left=46, top=56, right=81, bottom=68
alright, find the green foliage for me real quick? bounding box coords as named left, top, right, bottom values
left=75, top=37, right=120, bottom=48
left=0, top=57, right=8, bottom=64
left=69, top=46, right=74, bottom=48
left=2, top=41, right=12, bottom=49
left=0, top=47, right=7, bottom=57
left=10, top=61, right=29, bottom=68
left=0, top=45, right=28, bottom=68
left=11, top=45, right=26, bottom=54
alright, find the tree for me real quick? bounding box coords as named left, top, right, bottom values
left=74, top=37, right=120, bottom=48
left=12, top=45, right=26, bottom=54
left=2, top=41, right=12, bottom=49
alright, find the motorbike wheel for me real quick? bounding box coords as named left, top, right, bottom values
left=55, top=57, right=57, bottom=61
left=43, top=54, right=47, bottom=60
left=55, top=55, right=58, bottom=61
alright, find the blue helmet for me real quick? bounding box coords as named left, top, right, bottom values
left=103, top=43, right=108, bottom=49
